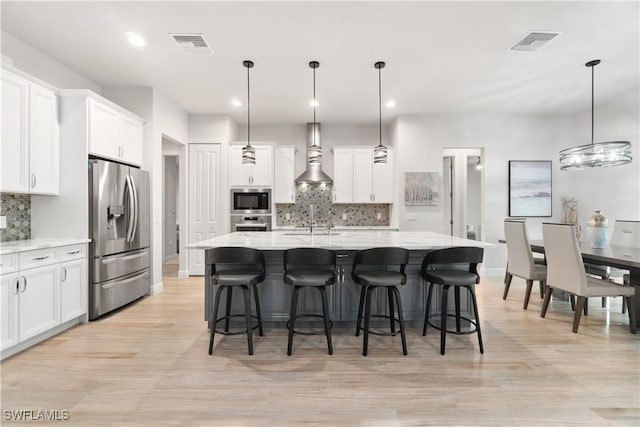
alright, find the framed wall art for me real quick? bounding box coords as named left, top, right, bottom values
left=508, top=160, right=552, bottom=217
left=404, top=172, right=440, bottom=206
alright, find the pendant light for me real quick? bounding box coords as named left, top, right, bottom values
left=307, top=61, right=322, bottom=165
left=242, top=60, right=255, bottom=165
left=373, top=61, right=387, bottom=164
left=559, top=60, right=632, bottom=170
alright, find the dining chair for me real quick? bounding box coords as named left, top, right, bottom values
left=540, top=223, right=636, bottom=334
left=503, top=219, right=547, bottom=309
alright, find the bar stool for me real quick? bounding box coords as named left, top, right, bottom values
left=206, top=247, right=265, bottom=356
left=352, top=247, right=409, bottom=356
left=284, top=248, right=336, bottom=356
left=420, top=247, right=484, bottom=355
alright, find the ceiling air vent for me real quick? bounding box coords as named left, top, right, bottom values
left=170, top=34, right=212, bottom=53
left=510, top=31, right=560, bottom=52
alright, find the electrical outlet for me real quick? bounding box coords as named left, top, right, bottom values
left=376, top=212, right=382, bottom=220
left=342, top=213, right=348, bottom=220
left=407, top=213, right=417, bottom=222
left=0, top=216, right=6, bottom=229
left=285, top=213, right=291, bottom=220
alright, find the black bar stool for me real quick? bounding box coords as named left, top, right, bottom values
left=283, top=248, right=336, bottom=356
left=352, top=247, right=409, bottom=356
left=206, top=247, right=265, bottom=355
left=420, top=247, right=484, bottom=355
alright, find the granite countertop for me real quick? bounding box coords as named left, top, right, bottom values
left=187, top=231, right=494, bottom=251
left=0, top=238, right=91, bottom=255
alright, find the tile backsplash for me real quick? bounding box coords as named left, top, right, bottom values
left=1, top=193, right=31, bottom=241
left=276, top=184, right=390, bottom=227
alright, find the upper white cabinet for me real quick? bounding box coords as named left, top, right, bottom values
left=1, top=68, right=59, bottom=195
left=332, top=147, right=394, bottom=203
left=88, top=98, right=143, bottom=166
left=229, top=145, right=273, bottom=187
left=274, top=146, right=296, bottom=203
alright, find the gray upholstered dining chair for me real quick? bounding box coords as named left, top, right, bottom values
left=503, top=219, right=547, bottom=309
left=541, top=223, right=636, bottom=334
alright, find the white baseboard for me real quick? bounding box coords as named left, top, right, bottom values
left=150, top=281, right=164, bottom=295
left=178, top=270, right=190, bottom=279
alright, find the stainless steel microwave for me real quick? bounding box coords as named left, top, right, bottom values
left=230, top=188, right=272, bottom=214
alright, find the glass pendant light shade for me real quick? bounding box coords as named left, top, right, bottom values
left=374, top=61, right=387, bottom=164
left=242, top=60, right=255, bottom=165
left=559, top=60, right=632, bottom=171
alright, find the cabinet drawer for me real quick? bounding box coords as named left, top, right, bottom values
left=60, top=244, right=85, bottom=261
left=19, top=248, right=59, bottom=270
left=0, top=253, right=19, bottom=275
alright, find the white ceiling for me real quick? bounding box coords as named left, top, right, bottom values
left=2, top=1, right=638, bottom=125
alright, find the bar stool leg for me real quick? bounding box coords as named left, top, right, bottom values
left=454, top=286, right=461, bottom=332
left=392, top=286, right=407, bottom=356
left=388, top=287, right=396, bottom=335
left=241, top=285, right=254, bottom=355
left=467, top=285, right=484, bottom=354
left=440, top=285, right=449, bottom=356
left=224, top=286, right=233, bottom=332
left=355, top=285, right=367, bottom=337
left=423, top=282, right=434, bottom=336
left=209, top=285, right=225, bottom=355
left=319, top=287, right=333, bottom=355
left=287, top=287, right=300, bottom=356
left=363, top=286, right=374, bottom=356
left=252, top=284, right=264, bottom=336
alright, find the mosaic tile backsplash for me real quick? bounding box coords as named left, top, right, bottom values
left=276, top=184, right=390, bottom=227
left=1, top=193, right=31, bottom=241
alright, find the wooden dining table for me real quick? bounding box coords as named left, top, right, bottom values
left=527, top=239, right=640, bottom=328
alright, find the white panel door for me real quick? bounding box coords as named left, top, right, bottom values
left=19, top=264, right=60, bottom=342
left=88, top=100, right=119, bottom=160
left=353, top=148, right=374, bottom=203
left=274, top=147, right=295, bottom=203
left=59, top=259, right=87, bottom=323
left=120, top=115, right=143, bottom=166
left=1, top=273, right=20, bottom=351
left=332, top=148, right=353, bottom=203
left=1, top=72, right=29, bottom=193
left=189, top=144, right=221, bottom=275
left=29, top=85, right=59, bottom=194
left=372, top=148, right=394, bottom=203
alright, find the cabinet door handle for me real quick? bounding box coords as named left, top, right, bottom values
left=31, top=174, right=36, bottom=189
left=32, top=256, right=50, bottom=261
left=66, top=250, right=81, bottom=255
left=20, top=276, right=27, bottom=293
left=62, top=266, right=67, bottom=282
left=14, top=278, right=20, bottom=295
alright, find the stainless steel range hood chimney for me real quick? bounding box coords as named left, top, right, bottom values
left=295, top=123, right=333, bottom=184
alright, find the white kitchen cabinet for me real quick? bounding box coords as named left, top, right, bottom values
left=1, top=68, right=59, bottom=195
left=274, top=146, right=296, bottom=203
left=59, top=258, right=86, bottom=323
left=88, top=98, right=143, bottom=166
left=229, top=145, right=273, bottom=186
left=1, top=273, right=20, bottom=351
left=19, top=264, right=60, bottom=342
left=332, top=147, right=394, bottom=203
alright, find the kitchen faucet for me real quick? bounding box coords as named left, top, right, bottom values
left=309, top=204, right=314, bottom=236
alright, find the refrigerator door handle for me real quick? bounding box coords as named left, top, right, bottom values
left=131, top=175, right=139, bottom=242
left=125, top=175, right=135, bottom=242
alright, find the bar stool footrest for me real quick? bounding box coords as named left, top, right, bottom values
left=213, top=313, right=261, bottom=336
left=357, top=314, right=402, bottom=336
left=287, top=313, right=333, bottom=336
left=426, top=314, right=480, bottom=336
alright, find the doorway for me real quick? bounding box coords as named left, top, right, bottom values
left=162, top=137, right=186, bottom=279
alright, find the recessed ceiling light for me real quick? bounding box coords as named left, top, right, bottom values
left=309, top=99, right=319, bottom=107
left=126, top=32, right=146, bottom=47
left=231, top=98, right=242, bottom=107
left=385, top=100, right=396, bottom=108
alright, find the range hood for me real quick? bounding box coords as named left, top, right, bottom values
left=295, top=123, right=333, bottom=184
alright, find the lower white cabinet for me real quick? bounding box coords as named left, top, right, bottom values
left=1, top=243, right=87, bottom=358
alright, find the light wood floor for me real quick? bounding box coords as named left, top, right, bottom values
left=1, top=268, right=639, bottom=426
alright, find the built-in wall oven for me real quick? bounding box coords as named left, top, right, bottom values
left=230, top=188, right=272, bottom=232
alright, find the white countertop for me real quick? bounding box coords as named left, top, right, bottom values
left=0, top=238, right=90, bottom=255
left=187, top=231, right=494, bottom=251
left=273, top=226, right=399, bottom=231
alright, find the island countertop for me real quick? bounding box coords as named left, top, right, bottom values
left=187, top=230, right=495, bottom=251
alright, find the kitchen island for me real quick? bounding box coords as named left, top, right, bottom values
left=188, top=231, right=495, bottom=327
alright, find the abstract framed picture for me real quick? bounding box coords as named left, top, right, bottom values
left=508, top=161, right=552, bottom=217
left=404, top=172, right=440, bottom=206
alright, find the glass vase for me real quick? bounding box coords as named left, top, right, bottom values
left=587, top=210, right=609, bottom=249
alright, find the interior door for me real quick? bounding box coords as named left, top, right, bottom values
left=189, top=144, right=221, bottom=275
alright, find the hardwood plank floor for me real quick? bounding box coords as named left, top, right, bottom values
left=1, top=271, right=638, bottom=426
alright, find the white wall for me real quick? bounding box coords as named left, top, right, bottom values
left=1, top=31, right=101, bottom=92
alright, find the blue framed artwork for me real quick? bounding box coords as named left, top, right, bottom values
left=508, top=160, right=552, bottom=217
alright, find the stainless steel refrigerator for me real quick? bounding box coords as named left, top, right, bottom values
left=88, top=159, right=151, bottom=320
